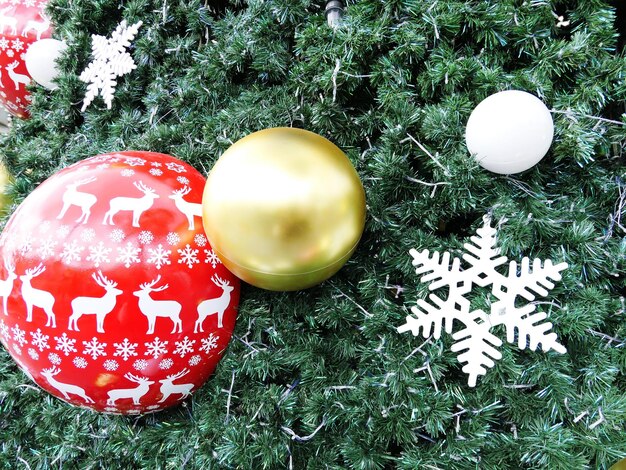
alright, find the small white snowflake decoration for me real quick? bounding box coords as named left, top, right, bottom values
left=80, top=20, right=143, bottom=111
left=397, top=216, right=568, bottom=387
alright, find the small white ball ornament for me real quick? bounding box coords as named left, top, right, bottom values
left=465, top=90, right=554, bottom=174
left=24, top=38, right=67, bottom=91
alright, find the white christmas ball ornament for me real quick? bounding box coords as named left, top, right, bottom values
left=465, top=90, right=554, bottom=174
left=24, top=39, right=67, bottom=91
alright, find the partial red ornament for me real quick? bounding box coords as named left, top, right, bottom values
left=0, top=151, right=240, bottom=414
left=0, top=0, right=53, bottom=118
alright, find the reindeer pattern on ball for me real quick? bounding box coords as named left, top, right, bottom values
left=0, top=6, right=19, bottom=36
left=134, top=275, right=183, bottom=334
left=42, top=366, right=95, bottom=404
left=0, top=152, right=240, bottom=413
left=20, top=264, right=56, bottom=328
left=102, top=180, right=159, bottom=228
left=169, top=186, right=202, bottom=230
left=68, top=271, right=122, bottom=333
left=0, top=0, right=53, bottom=117
left=57, top=177, right=98, bottom=224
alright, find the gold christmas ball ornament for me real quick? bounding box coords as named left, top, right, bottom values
left=611, top=459, right=626, bottom=470
left=0, top=162, right=13, bottom=211
left=202, top=127, right=366, bottom=291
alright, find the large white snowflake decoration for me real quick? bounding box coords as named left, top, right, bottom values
left=79, top=20, right=143, bottom=111
left=397, top=216, right=568, bottom=387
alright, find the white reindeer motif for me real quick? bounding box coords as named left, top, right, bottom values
left=41, top=366, right=94, bottom=403
left=0, top=259, right=16, bottom=315
left=168, top=187, right=202, bottom=230
left=57, top=176, right=98, bottom=224
left=158, top=368, right=194, bottom=403
left=133, top=275, right=182, bottom=334
left=21, top=12, right=50, bottom=41
left=194, top=275, right=234, bottom=332
left=68, top=271, right=122, bottom=333
left=0, top=7, right=17, bottom=35
left=103, top=180, right=159, bottom=228
left=6, top=61, right=30, bottom=90
left=107, top=373, right=154, bottom=406
left=20, top=264, right=56, bottom=327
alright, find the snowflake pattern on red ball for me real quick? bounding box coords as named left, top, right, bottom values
left=144, top=337, right=168, bottom=359
left=103, top=359, right=119, bottom=371
left=0, top=151, right=239, bottom=414
left=0, top=0, right=53, bottom=118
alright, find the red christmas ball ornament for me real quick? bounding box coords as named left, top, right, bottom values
left=0, top=151, right=240, bottom=414
left=0, top=0, right=53, bottom=118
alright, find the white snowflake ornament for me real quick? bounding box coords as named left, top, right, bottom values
left=79, top=20, right=143, bottom=111
left=397, top=216, right=568, bottom=387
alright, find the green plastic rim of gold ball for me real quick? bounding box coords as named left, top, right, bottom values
left=202, top=127, right=366, bottom=291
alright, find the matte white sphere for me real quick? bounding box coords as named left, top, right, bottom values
left=24, top=39, right=67, bottom=91
left=465, top=90, right=554, bottom=174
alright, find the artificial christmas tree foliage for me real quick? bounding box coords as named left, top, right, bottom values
left=0, top=1, right=625, bottom=469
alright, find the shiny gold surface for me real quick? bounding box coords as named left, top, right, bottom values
left=0, top=163, right=12, bottom=211
left=611, top=459, right=626, bottom=470
left=202, top=127, right=366, bottom=291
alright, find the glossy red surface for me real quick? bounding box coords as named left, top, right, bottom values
left=0, top=151, right=240, bottom=414
left=0, top=0, right=53, bottom=118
